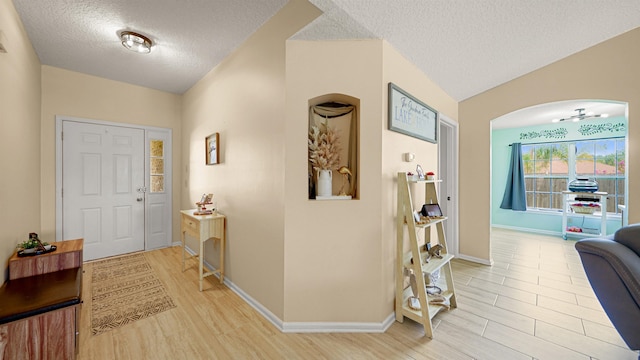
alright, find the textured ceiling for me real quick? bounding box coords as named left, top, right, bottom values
left=11, top=0, right=640, bottom=124
left=12, top=0, right=288, bottom=94
left=302, top=0, right=640, bottom=101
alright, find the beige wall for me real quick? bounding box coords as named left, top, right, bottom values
left=381, top=41, right=458, bottom=314
left=284, top=40, right=385, bottom=322
left=40, top=66, right=182, bottom=242
left=283, top=39, right=457, bottom=323
left=0, top=0, right=42, bottom=282
left=182, top=0, right=321, bottom=319
left=459, top=27, right=640, bottom=261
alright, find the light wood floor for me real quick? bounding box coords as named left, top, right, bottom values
left=77, top=228, right=638, bottom=359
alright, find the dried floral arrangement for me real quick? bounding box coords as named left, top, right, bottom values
left=308, top=121, right=341, bottom=171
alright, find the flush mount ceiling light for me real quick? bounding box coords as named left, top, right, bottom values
left=551, top=108, right=609, bottom=123
left=120, top=31, right=153, bottom=54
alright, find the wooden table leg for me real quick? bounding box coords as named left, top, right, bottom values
left=219, top=235, right=224, bottom=284
left=181, top=230, right=186, bottom=272
left=199, top=237, right=204, bottom=292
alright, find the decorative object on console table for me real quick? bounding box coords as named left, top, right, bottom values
left=205, top=132, right=219, bottom=165
left=194, top=193, right=214, bottom=215
left=426, top=171, right=435, bottom=181
left=388, top=82, right=438, bottom=144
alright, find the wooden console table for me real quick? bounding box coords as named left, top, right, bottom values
left=180, top=210, right=225, bottom=291
left=2, top=239, right=83, bottom=359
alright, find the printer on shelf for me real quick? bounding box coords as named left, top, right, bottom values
left=568, top=177, right=598, bottom=193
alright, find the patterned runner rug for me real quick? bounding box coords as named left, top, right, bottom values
left=91, top=253, right=177, bottom=336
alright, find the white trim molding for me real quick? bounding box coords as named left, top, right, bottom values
left=186, top=246, right=396, bottom=333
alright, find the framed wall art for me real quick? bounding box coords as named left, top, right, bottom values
left=205, top=132, right=219, bottom=165
left=388, top=83, right=438, bottom=143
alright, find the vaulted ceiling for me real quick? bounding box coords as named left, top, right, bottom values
left=11, top=0, right=640, bottom=123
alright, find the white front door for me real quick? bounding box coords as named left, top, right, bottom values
left=62, top=121, right=145, bottom=260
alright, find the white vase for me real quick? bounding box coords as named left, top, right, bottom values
left=317, top=169, right=332, bottom=197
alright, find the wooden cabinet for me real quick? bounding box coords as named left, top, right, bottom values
left=9, top=239, right=83, bottom=280
left=395, top=172, right=457, bottom=338
left=3, top=239, right=83, bottom=359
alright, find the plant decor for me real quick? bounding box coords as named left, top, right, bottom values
left=308, top=121, right=341, bottom=171
left=17, top=239, right=49, bottom=249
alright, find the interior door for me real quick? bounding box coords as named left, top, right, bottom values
left=62, top=121, right=145, bottom=260
left=438, top=116, right=459, bottom=255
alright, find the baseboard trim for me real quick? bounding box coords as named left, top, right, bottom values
left=183, top=246, right=396, bottom=333
left=282, top=313, right=396, bottom=333
left=492, top=224, right=562, bottom=237
left=456, top=253, right=494, bottom=266
left=224, top=276, right=285, bottom=332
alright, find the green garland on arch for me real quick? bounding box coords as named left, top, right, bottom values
left=520, top=128, right=568, bottom=140
left=577, top=122, right=625, bottom=136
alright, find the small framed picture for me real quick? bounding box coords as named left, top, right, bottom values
left=206, top=133, right=219, bottom=165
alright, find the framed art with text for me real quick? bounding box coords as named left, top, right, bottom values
left=388, top=83, right=438, bottom=143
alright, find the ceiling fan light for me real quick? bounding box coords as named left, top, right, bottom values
left=601, top=114, right=609, bottom=118
left=551, top=118, right=560, bottom=123
left=572, top=118, right=580, bottom=122
left=120, top=31, right=152, bottom=54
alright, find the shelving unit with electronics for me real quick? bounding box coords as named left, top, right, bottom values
left=395, top=172, right=457, bottom=338
left=561, top=190, right=608, bottom=240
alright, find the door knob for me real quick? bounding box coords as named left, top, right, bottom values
left=137, top=197, right=144, bottom=202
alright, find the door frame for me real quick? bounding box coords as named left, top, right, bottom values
left=438, top=114, right=459, bottom=256
left=55, top=115, right=172, bottom=251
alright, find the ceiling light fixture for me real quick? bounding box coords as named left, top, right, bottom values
left=551, top=108, right=608, bottom=123
left=120, top=31, right=153, bottom=54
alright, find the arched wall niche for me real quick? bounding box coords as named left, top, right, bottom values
left=308, top=93, right=360, bottom=200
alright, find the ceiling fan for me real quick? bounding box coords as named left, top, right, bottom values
left=552, top=108, right=609, bottom=123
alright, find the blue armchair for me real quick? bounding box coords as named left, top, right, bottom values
left=575, top=224, right=640, bottom=353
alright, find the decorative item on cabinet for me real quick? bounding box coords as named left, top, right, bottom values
left=16, top=232, right=55, bottom=256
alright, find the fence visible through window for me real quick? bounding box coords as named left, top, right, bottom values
left=522, top=138, right=625, bottom=214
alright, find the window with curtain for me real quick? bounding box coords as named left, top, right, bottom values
left=522, top=137, right=625, bottom=214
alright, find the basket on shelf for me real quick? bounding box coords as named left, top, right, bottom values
left=570, top=203, right=600, bottom=214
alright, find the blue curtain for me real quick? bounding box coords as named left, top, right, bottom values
left=500, top=142, right=527, bottom=211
